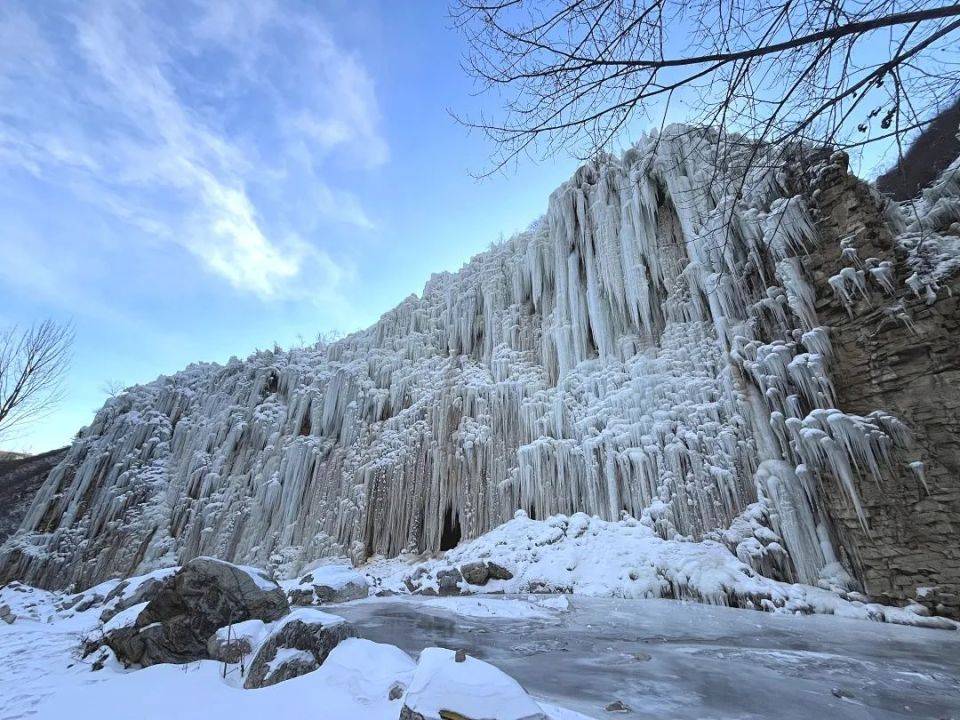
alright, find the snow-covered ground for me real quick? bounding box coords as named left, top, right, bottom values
left=0, top=583, right=587, bottom=720
left=3, top=549, right=959, bottom=719
left=3, top=512, right=958, bottom=719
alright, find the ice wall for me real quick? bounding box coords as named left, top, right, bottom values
left=1, top=126, right=938, bottom=592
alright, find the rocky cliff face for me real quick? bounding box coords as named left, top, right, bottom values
left=0, top=448, right=68, bottom=544
left=2, top=126, right=957, bottom=615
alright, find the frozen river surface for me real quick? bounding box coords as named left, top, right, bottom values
left=335, top=595, right=960, bottom=720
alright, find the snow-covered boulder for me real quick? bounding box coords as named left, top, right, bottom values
left=286, top=563, right=369, bottom=606
left=436, top=568, right=463, bottom=596
left=99, top=567, right=178, bottom=623
left=400, top=648, right=546, bottom=720
left=459, top=561, right=489, bottom=585
left=99, top=557, right=288, bottom=667
left=460, top=561, right=515, bottom=586
left=206, top=619, right=269, bottom=664
left=243, top=608, right=356, bottom=689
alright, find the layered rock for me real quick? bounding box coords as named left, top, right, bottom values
left=1, top=125, right=958, bottom=614
left=0, top=448, right=68, bottom=543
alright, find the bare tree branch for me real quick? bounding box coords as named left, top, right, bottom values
left=452, top=0, right=960, bottom=177
left=0, top=320, right=74, bottom=442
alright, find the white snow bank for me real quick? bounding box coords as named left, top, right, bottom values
left=34, top=638, right=416, bottom=720
left=364, top=512, right=957, bottom=630
left=403, top=647, right=546, bottom=720
left=101, top=601, right=149, bottom=633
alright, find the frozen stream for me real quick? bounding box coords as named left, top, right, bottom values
left=334, top=595, right=960, bottom=719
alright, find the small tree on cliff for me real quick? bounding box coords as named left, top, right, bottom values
left=0, top=320, right=73, bottom=442
left=453, top=0, right=960, bottom=175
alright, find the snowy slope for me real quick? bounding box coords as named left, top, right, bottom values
left=0, top=582, right=588, bottom=720
left=1, top=125, right=956, bottom=599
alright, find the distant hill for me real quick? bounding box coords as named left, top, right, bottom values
left=0, top=448, right=68, bottom=544
left=0, top=451, right=30, bottom=462
left=876, top=98, right=960, bottom=200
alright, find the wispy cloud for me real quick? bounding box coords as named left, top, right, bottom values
left=0, top=0, right=386, bottom=300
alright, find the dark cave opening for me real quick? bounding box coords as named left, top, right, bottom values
left=440, top=506, right=461, bottom=551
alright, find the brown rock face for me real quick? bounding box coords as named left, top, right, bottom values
left=806, top=158, right=960, bottom=617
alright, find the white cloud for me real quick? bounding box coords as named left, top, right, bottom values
left=0, top=0, right=386, bottom=300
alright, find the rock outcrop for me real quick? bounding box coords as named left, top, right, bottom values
left=0, top=448, right=67, bottom=543
left=100, top=557, right=289, bottom=666
left=1, top=125, right=958, bottom=616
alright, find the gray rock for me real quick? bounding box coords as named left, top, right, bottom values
left=104, top=557, right=288, bottom=667
left=100, top=572, right=176, bottom=624
left=486, top=562, right=514, bottom=581
left=207, top=632, right=254, bottom=664
left=73, top=594, right=104, bottom=613
left=313, top=578, right=368, bottom=604
left=244, top=611, right=356, bottom=688
left=288, top=567, right=369, bottom=606
left=0, top=604, right=14, bottom=624
left=436, top=568, right=463, bottom=596
left=605, top=700, right=631, bottom=713
left=460, top=561, right=490, bottom=586
left=287, top=588, right=315, bottom=606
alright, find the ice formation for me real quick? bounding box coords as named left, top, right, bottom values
left=2, top=125, right=953, bottom=596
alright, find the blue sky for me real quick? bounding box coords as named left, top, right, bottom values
left=0, top=0, right=587, bottom=452
left=0, top=1, right=907, bottom=453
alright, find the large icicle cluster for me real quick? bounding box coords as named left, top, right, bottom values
left=1, top=126, right=939, bottom=592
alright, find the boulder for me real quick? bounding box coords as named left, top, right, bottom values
left=287, top=564, right=369, bottom=606
left=103, top=557, right=288, bottom=667
left=486, top=562, right=514, bottom=581
left=0, top=603, right=14, bottom=624
left=206, top=619, right=268, bottom=664
left=95, top=601, right=150, bottom=664
left=436, top=568, right=463, bottom=596
left=244, top=608, right=356, bottom=689
left=460, top=561, right=489, bottom=586
left=100, top=568, right=177, bottom=623
left=399, top=647, right=546, bottom=720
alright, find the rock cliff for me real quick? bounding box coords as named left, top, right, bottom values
left=2, top=126, right=957, bottom=615
left=0, top=448, right=68, bottom=544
